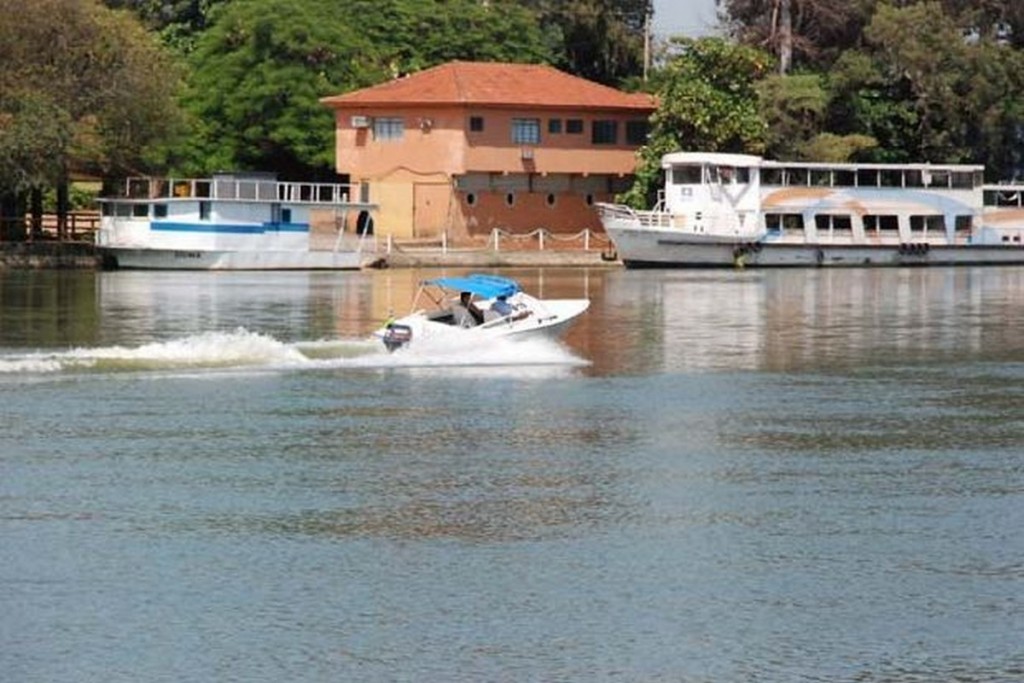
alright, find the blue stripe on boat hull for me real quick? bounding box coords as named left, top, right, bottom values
left=151, top=222, right=309, bottom=234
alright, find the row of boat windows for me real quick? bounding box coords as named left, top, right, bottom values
left=766, top=213, right=974, bottom=232
left=985, top=189, right=1024, bottom=206
left=102, top=202, right=293, bottom=222
left=103, top=203, right=170, bottom=218
left=673, top=165, right=982, bottom=189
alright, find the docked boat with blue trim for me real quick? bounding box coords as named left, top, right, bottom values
left=376, top=273, right=589, bottom=352
left=96, top=172, right=377, bottom=270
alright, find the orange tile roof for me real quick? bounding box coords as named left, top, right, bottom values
left=321, top=61, right=656, bottom=112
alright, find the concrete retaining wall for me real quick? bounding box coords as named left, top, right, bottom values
left=0, top=242, right=100, bottom=269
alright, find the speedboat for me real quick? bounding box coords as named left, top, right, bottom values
left=376, top=273, right=589, bottom=352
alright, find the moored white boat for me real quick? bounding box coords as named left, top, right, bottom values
left=375, top=273, right=589, bottom=352
left=96, top=173, right=378, bottom=270
left=597, top=151, right=1024, bottom=268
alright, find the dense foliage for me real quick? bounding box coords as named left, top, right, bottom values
left=620, top=0, right=1024, bottom=207
left=619, top=37, right=769, bottom=207
left=5, top=0, right=1024, bottom=231
left=0, top=0, right=182, bottom=232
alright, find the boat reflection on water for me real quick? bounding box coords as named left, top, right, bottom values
left=88, top=265, right=1024, bottom=376
left=593, top=266, right=1024, bottom=374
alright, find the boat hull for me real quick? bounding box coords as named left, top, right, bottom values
left=100, top=247, right=366, bottom=270
left=607, top=226, right=1024, bottom=268
left=378, top=298, right=590, bottom=351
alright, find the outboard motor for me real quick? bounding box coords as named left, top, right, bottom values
left=382, top=323, right=413, bottom=352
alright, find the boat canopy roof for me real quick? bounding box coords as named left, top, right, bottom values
left=426, top=273, right=521, bottom=299
left=662, top=152, right=764, bottom=169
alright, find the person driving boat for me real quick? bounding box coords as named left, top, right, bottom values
left=453, top=291, right=484, bottom=326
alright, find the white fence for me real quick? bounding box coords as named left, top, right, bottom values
left=384, top=228, right=612, bottom=254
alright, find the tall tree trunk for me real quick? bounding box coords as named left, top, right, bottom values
left=779, top=0, right=792, bottom=74
left=57, top=166, right=69, bottom=241
left=30, top=187, right=43, bottom=241
left=0, top=192, right=27, bottom=241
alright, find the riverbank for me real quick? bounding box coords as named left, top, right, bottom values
left=0, top=241, right=100, bottom=269
left=0, top=242, right=620, bottom=270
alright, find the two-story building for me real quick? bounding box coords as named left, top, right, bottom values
left=320, top=61, right=656, bottom=241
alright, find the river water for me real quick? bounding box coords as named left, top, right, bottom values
left=1, top=266, right=1022, bottom=682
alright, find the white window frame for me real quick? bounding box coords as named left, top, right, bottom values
left=511, top=118, right=540, bottom=145
left=373, top=117, right=404, bottom=141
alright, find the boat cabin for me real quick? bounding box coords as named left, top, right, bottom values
left=654, top=152, right=1003, bottom=246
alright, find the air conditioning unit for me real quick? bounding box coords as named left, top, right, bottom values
left=350, top=115, right=371, bottom=128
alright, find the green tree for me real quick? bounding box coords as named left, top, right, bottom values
left=180, top=0, right=554, bottom=177
left=822, top=50, right=918, bottom=163
left=957, top=34, right=1024, bottom=178
left=619, top=37, right=770, bottom=207
left=523, top=0, right=650, bottom=85
left=103, top=0, right=226, bottom=53
left=180, top=0, right=382, bottom=177
left=718, top=0, right=876, bottom=73
left=0, top=0, right=183, bottom=237
left=823, top=2, right=1024, bottom=169
left=348, top=0, right=553, bottom=73
left=756, top=73, right=827, bottom=158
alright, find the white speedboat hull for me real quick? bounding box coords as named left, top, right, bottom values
left=381, top=298, right=589, bottom=351
left=375, top=274, right=589, bottom=352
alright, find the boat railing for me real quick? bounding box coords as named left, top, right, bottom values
left=595, top=201, right=676, bottom=229
left=112, top=177, right=362, bottom=206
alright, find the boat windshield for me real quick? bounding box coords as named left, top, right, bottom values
left=671, top=165, right=703, bottom=185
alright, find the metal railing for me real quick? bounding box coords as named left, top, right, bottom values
left=1, top=212, right=100, bottom=242
left=110, top=177, right=364, bottom=206
left=384, top=228, right=612, bottom=254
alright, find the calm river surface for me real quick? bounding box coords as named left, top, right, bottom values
left=2, top=266, right=1022, bottom=682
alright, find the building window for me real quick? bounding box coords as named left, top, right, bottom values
left=566, top=119, right=584, bottom=134
left=548, top=119, right=562, bottom=134
left=511, top=118, right=540, bottom=144
left=469, top=116, right=484, bottom=132
left=625, top=120, right=648, bottom=145
left=373, top=117, right=404, bottom=140
left=592, top=120, right=618, bottom=144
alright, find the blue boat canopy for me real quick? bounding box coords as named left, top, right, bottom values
left=426, top=273, right=521, bottom=299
